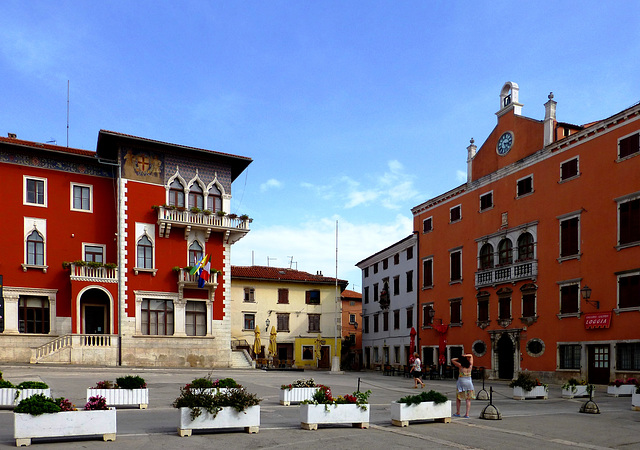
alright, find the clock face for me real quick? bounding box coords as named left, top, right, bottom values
left=497, top=132, right=513, bottom=155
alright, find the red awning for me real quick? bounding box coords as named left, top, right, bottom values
left=584, top=312, right=612, bottom=329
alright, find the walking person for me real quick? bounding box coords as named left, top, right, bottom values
left=451, top=354, right=475, bottom=418
left=410, top=352, right=425, bottom=388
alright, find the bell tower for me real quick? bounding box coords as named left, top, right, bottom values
left=496, top=82, right=523, bottom=118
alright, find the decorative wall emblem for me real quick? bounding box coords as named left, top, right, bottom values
left=123, top=149, right=163, bottom=184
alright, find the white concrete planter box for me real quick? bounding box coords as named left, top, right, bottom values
left=512, top=386, right=548, bottom=400
left=300, top=403, right=369, bottom=430
left=177, top=406, right=260, bottom=436
left=390, top=400, right=451, bottom=426
left=87, top=388, right=149, bottom=408
left=280, top=387, right=320, bottom=406
left=0, top=389, right=51, bottom=407
left=561, top=385, right=591, bottom=399
left=14, top=408, right=116, bottom=446
left=607, top=385, right=636, bottom=397
left=631, top=393, right=640, bottom=411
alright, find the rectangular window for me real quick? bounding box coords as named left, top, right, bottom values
left=393, top=276, right=400, bottom=295
left=278, top=288, right=289, bottom=304
left=450, top=298, right=461, bottom=325
left=244, top=287, right=255, bottom=302
left=423, top=258, right=433, bottom=288
left=517, top=175, right=533, bottom=197
left=406, top=247, right=413, bottom=260
left=450, top=205, right=461, bottom=223
left=617, top=343, right=640, bottom=370
left=84, top=244, right=104, bottom=263
left=423, top=217, right=433, bottom=233
left=305, top=290, right=320, bottom=305
left=619, top=198, right=640, bottom=245
left=141, top=299, right=174, bottom=335
left=71, top=184, right=92, bottom=211
left=393, top=310, right=400, bottom=329
left=185, top=301, right=206, bottom=336
left=382, top=258, right=388, bottom=270
left=383, top=311, right=389, bottom=331
left=277, top=313, right=290, bottom=332
left=618, top=273, right=640, bottom=309
left=478, top=297, right=489, bottom=322
left=364, top=286, right=369, bottom=304
left=498, top=296, right=511, bottom=320
left=24, top=176, right=46, bottom=206
left=450, top=250, right=462, bottom=282
left=363, top=316, right=369, bottom=334
left=406, top=307, right=413, bottom=328
left=373, top=263, right=379, bottom=274
left=302, top=345, right=314, bottom=360
left=349, top=313, right=356, bottom=324
left=560, top=284, right=579, bottom=314
left=373, top=314, right=379, bottom=333
left=559, top=344, right=581, bottom=369
left=406, top=270, right=413, bottom=292
left=364, top=267, right=369, bottom=278
left=480, top=192, right=493, bottom=211
left=560, top=216, right=580, bottom=257
left=394, top=253, right=399, bottom=265
left=243, top=313, right=255, bottom=330
left=308, top=314, right=321, bottom=332
left=619, top=132, right=640, bottom=159
left=373, top=283, right=379, bottom=302
left=423, top=303, right=434, bottom=327
left=18, top=296, right=49, bottom=334
left=522, top=293, right=536, bottom=318
left=560, top=157, right=579, bottom=181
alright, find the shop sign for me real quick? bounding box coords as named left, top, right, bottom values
left=584, top=312, right=611, bottom=329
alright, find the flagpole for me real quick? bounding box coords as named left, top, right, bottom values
left=332, top=220, right=340, bottom=372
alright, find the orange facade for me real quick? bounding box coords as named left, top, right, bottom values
left=413, top=83, right=640, bottom=383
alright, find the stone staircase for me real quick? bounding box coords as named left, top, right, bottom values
left=230, top=349, right=253, bottom=369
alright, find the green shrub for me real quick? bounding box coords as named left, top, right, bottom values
left=0, top=379, right=15, bottom=388
left=189, top=377, right=215, bottom=389
left=16, top=381, right=49, bottom=389
left=397, top=390, right=448, bottom=406
left=173, top=385, right=261, bottom=420
left=14, top=394, right=61, bottom=415
left=214, top=378, right=240, bottom=388
left=115, top=375, right=146, bottom=389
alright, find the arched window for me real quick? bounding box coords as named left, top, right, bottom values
left=169, top=179, right=185, bottom=208
left=517, top=232, right=535, bottom=261
left=479, top=243, right=494, bottom=270
left=26, top=231, right=44, bottom=265
left=137, top=235, right=153, bottom=268
left=188, top=183, right=204, bottom=210
left=207, top=184, right=222, bottom=212
left=498, top=238, right=513, bottom=265
left=189, top=241, right=203, bottom=267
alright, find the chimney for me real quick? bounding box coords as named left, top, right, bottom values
left=466, top=138, right=477, bottom=183
left=317, top=270, right=323, bottom=276
left=544, top=92, right=557, bottom=147
left=8, top=133, right=17, bottom=139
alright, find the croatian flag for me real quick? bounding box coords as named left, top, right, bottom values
left=198, top=254, right=210, bottom=288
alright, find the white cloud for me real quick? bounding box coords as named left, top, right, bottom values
left=260, top=178, right=283, bottom=192
left=231, top=214, right=413, bottom=292
left=456, top=170, right=467, bottom=183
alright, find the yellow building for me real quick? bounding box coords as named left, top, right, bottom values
left=230, top=266, right=348, bottom=369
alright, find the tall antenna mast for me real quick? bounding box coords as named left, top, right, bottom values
left=66, top=80, right=70, bottom=147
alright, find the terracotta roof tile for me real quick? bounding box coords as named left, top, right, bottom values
left=232, top=265, right=348, bottom=287
left=341, top=289, right=362, bottom=300
left=0, top=136, right=95, bottom=157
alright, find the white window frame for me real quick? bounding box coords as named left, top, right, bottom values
left=557, top=210, right=582, bottom=262
left=449, top=205, right=462, bottom=223
left=423, top=216, right=433, bottom=233
left=615, top=191, right=640, bottom=250
left=23, top=175, right=48, bottom=207
left=557, top=279, right=581, bottom=318
left=559, top=156, right=580, bottom=183
left=449, top=247, right=462, bottom=284
left=516, top=174, right=534, bottom=198
left=22, top=218, right=48, bottom=272
left=70, top=182, right=93, bottom=212
left=243, top=312, right=256, bottom=331
left=616, top=270, right=640, bottom=313
left=134, top=224, right=157, bottom=275
left=479, top=190, right=494, bottom=212
left=83, top=243, right=105, bottom=263
left=617, top=130, right=640, bottom=160
left=422, top=256, right=433, bottom=289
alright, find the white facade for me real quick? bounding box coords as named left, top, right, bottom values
left=356, top=234, right=418, bottom=369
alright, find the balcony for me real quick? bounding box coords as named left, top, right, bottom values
left=69, top=263, right=118, bottom=283
left=156, top=206, right=250, bottom=243
left=475, top=259, right=538, bottom=288
left=177, top=270, right=218, bottom=301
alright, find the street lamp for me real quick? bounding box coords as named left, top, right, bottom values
left=265, top=318, right=270, bottom=330
left=581, top=285, right=599, bottom=309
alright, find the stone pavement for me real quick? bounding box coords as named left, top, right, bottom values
left=0, top=364, right=637, bottom=449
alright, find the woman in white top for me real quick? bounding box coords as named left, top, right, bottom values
left=410, top=352, right=425, bottom=388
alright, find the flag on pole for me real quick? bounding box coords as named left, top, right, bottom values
left=189, top=254, right=206, bottom=275
left=198, top=254, right=211, bottom=288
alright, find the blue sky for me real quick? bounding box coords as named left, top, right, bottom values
left=2, top=1, right=640, bottom=291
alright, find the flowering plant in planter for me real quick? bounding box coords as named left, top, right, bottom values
left=91, top=375, right=146, bottom=390
left=281, top=378, right=317, bottom=390
left=85, top=395, right=109, bottom=411
left=172, top=384, right=261, bottom=420
left=301, top=385, right=371, bottom=411
left=609, top=378, right=639, bottom=387
left=14, top=394, right=78, bottom=415
left=509, top=372, right=547, bottom=392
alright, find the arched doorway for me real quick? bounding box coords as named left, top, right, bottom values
left=497, top=333, right=514, bottom=379
left=80, top=288, right=111, bottom=334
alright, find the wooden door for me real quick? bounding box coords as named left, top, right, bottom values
left=588, top=345, right=610, bottom=385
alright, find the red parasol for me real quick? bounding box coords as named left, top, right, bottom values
left=434, top=323, right=448, bottom=365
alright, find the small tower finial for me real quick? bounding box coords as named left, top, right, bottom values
left=548, top=92, right=554, bottom=100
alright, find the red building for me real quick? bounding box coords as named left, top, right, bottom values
left=1, top=130, right=252, bottom=367
left=412, top=83, right=640, bottom=383
left=341, top=289, right=362, bottom=370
